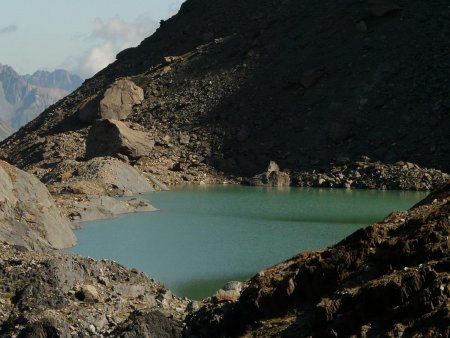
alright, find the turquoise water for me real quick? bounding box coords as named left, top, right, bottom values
left=69, top=186, right=426, bottom=299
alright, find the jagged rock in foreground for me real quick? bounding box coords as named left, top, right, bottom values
left=0, top=160, right=76, bottom=250
left=0, top=242, right=188, bottom=337
left=187, top=182, right=450, bottom=337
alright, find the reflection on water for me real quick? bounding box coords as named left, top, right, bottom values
left=69, top=186, right=426, bottom=299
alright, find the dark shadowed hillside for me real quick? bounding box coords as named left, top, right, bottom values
left=0, top=0, right=449, bottom=184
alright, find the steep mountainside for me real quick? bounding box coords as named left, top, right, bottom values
left=0, top=0, right=449, bottom=183
left=0, top=64, right=82, bottom=133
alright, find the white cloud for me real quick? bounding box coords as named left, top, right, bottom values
left=79, top=41, right=116, bottom=77
left=73, top=16, right=158, bottom=78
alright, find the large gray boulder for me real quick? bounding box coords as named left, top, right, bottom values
left=86, top=119, right=155, bottom=160
left=78, top=78, right=144, bottom=124
left=0, top=160, right=76, bottom=250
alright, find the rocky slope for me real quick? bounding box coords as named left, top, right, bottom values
left=0, top=0, right=448, bottom=188
left=0, top=242, right=189, bottom=337
left=0, top=64, right=82, bottom=134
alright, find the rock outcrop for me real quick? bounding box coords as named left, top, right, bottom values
left=85, top=119, right=154, bottom=160
left=187, top=182, right=450, bottom=337
left=0, top=160, right=76, bottom=250
left=78, top=79, right=144, bottom=124
left=38, top=157, right=157, bottom=222
left=42, top=157, right=155, bottom=195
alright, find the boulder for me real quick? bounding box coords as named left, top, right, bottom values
left=246, top=161, right=291, bottom=187
left=214, top=289, right=241, bottom=303
left=78, top=79, right=144, bottom=124
left=76, top=284, right=100, bottom=303
left=213, top=281, right=245, bottom=303
left=179, top=132, right=191, bottom=145
left=86, top=119, right=155, bottom=160
left=0, top=161, right=76, bottom=250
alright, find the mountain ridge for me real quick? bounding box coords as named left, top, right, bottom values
left=0, top=64, right=82, bottom=135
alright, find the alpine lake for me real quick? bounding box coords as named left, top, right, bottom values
left=69, top=185, right=427, bottom=300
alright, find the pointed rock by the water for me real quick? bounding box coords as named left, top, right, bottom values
left=246, top=161, right=291, bottom=187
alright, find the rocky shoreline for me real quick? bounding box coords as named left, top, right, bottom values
left=243, top=158, right=448, bottom=191
left=292, top=157, right=449, bottom=191
left=0, top=180, right=448, bottom=337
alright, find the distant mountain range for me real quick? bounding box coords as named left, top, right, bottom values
left=0, top=64, right=82, bottom=139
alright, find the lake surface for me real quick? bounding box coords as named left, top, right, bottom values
left=69, top=186, right=426, bottom=299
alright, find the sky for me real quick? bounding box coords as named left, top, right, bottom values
left=0, top=0, right=185, bottom=79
